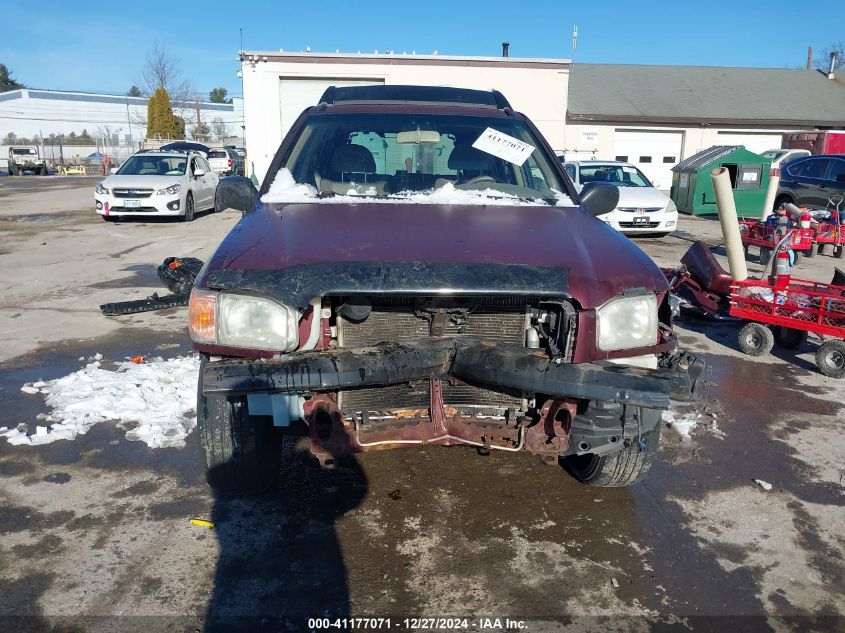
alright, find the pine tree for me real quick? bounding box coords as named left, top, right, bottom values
left=146, top=88, right=184, bottom=139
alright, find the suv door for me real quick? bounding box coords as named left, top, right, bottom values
left=792, top=158, right=831, bottom=207
left=823, top=158, right=845, bottom=206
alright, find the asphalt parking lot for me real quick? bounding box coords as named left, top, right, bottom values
left=0, top=177, right=842, bottom=632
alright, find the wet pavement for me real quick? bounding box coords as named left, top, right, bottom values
left=0, top=179, right=843, bottom=632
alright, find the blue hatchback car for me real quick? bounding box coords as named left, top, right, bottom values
left=775, top=154, right=845, bottom=210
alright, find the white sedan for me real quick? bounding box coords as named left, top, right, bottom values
left=94, top=150, right=219, bottom=222
left=564, top=161, right=678, bottom=236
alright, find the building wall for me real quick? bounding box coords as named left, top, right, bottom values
left=241, top=53, right=570, bottom=183
left=563, top=122, right=801, bottom=190
left=0, top=89, right=241, bottom=148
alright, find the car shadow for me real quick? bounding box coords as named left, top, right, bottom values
left=105, top=210, right=217, bottom=224
left=203, top=431, right=367, bottom=632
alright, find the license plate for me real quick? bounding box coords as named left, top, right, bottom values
left=634, top=216, right=650, bottom=224
left=124, top=199, right=141, bottom=209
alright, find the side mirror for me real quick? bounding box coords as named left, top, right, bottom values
left=579, top=182, right=620, bottom=218
left=109, top=167, right=118, bottom=175
left=193, top=168, right=206, bottom=177
left=217, top=175, right=258, bottom=213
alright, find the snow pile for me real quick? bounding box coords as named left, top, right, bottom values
left=662, top=410, right=699, bottom=442
left=4, top=355, right=200, bottom=449
left=261, top=168, right=573, bottom=207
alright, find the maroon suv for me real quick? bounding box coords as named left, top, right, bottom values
left=190, top=85, right=701, bottom=494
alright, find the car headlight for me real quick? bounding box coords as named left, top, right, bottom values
left=665, top=199, right=678, bottom=214
left=596, top=294, right=658, bottom=351
left=95, top=183, right=109, bottom=195
left=156, top=184, right=181, bottom=196
left=188, top=289, right=300, bottom=351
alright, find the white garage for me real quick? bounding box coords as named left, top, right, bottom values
left=612, top=130, right=683, bottom=191
left=715, top=131, right=783, bottom=154
left=279, top=78, right=384, bottom=139
left=241, top=51, right=571, bottom=182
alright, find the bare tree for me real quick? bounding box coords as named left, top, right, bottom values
left=814, top=42, right=844, bottom=72
left=139, top=42, right=195, bottom=113
left=211, top=117, right=229, bottom=141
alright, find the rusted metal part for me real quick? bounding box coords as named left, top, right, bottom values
left=429, top=378, right=447, bottom=436
left=311, top=410, right=522, bottom=456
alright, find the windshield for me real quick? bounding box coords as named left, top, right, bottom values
left=761, top=150, right=787, bottom=160
left=12, top=148, right=36, bottom=155
left=272, top=112, right=567, bottom=203
left=579, top=164, right=653, bottom=188
left=117, top=155, right=187, bottom=176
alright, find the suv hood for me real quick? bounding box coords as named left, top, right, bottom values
left=101, top=175, right=183, bottom=190
left=199, top=201, right=668, bottom=309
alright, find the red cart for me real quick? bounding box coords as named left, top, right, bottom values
left=811, top=221, right=845, bottom=259
left=729, top=277, right=845, bottom=378
left=739, top=220, right=815, bottom=265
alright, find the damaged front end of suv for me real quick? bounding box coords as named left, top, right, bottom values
left=190, top=85, right=704, bottom=494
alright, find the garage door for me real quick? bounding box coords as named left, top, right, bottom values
left=715, top=132, right=783, bottom=155
left=612, top=130, right=683, bottom=191
left=279, top=78, right=384, bottom=139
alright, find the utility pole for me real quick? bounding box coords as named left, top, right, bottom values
left=807, top=46, right=813, bottom=70
left=195, top=98, right=202, bottom=141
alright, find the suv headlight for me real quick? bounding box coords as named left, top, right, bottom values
left=156, top=184, right=181, bottom=196
left=665, top=199, right=678, bottom=214
left=95, top=183, right=109, bottom=195
left=596, top=294, right=658, bottom=351
left=188, top=289, right=300, bottom=352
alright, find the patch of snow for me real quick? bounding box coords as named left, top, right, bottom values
left=20, top=385, right=39, bottom=394
left=12, top=355, right=200, bottom=449
left=662, top=410, right=698, bottom=442
left=261, top=168, right=574, bottom=207
left=754, top=479, right=773, bottom=492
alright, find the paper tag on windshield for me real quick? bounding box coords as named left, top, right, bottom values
left=472, top=128, right=535, bottom=166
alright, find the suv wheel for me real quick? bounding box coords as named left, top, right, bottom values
left=774, top=194, right=792, bottom=211
left=182, top=192, right=195, bottom=222
left=214, top=189, right=222, bottom=213
left=835, top=245, right=844, bottom=259
left=562, top=424, right=661, bottom=487
left=197, top=357, right=283, bottom=495
left=8, top=164, right=15, bottom=176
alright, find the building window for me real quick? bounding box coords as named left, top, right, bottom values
left=615, top=155, right=628, bottom=162
left=639, top=156, right=652, bottom=163
left=663, top=156, right=676, bottom=163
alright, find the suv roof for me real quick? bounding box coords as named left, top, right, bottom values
left=318, top=85, right=513, bottom=110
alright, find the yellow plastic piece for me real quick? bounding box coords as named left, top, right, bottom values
left=190, top=518, right=214, bottom=528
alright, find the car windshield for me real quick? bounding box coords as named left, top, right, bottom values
left=12, top=149, right=36, bottom=155
left=579, top=165, right=653, bottom=188
left=117, top=155, right=187, bottom=176
left=269, top=112, right=569, bottom=204
left=761, top=150, right=787, bottom=160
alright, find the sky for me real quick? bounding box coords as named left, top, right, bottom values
left=3, top=0, right=844, bottom=99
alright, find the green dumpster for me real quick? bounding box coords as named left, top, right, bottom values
left=670, top=146, right=772, bottom=217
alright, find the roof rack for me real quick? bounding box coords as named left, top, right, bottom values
left=317, top=85, right=512, bottom=110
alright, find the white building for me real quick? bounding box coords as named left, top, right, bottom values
left=565, top=64, right=845, bottom=189
left=240, top=51, right=571, bottom=182
left=240, top=51, right=845, bottom=190
left=0, top=88, right=243, bottom=149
